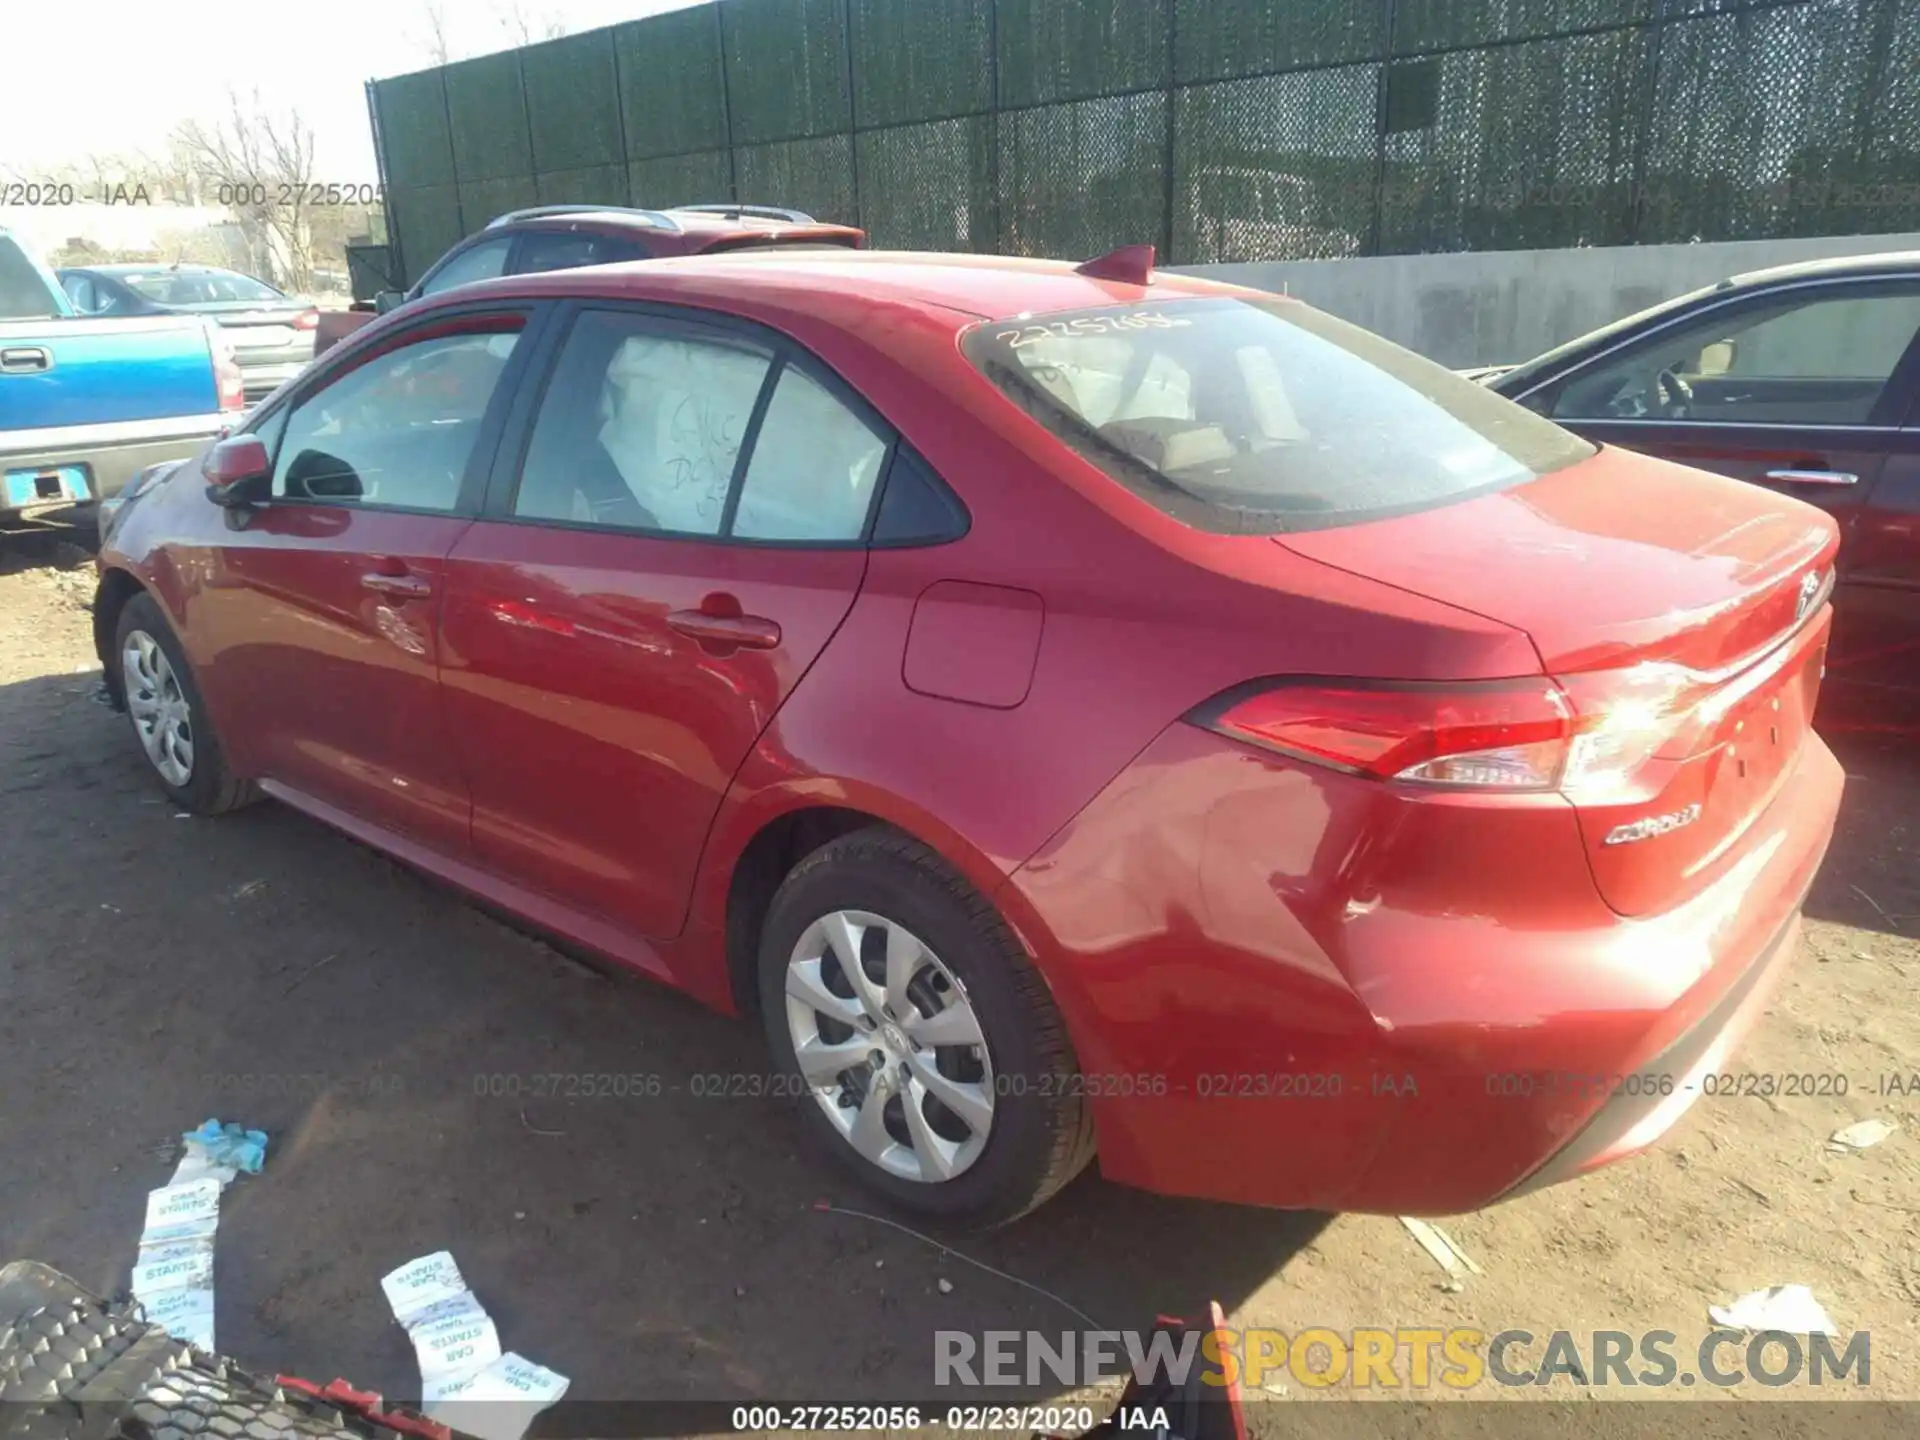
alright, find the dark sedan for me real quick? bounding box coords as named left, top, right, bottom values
left=1488, top=252, right=1920, bottom=710
left=58, top=265, right=317, bottom=404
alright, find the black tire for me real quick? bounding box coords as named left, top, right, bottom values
left=757, top=826, right=1095, bottom=1227
left=113, top=593, right=257, bottom=815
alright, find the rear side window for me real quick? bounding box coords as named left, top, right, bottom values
left=963, top=297, right=1595, bottom=534
left=513, top=310, right=772, bottom=536
left=732, top=366, right=889, bottom=541
left=513, top=231, right=650, bottom=274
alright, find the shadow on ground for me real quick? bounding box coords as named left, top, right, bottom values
left=0, top=658, right=1325, bottom=1405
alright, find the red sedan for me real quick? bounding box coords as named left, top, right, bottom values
left=94, top=246, right=1843, bottom=1225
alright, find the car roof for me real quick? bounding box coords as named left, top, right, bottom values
left=488, top=206, right=863, bottom=243
left=1723, top=249, right=1920, bottom=287
left=1493, top=248, right=1920, bottom=392
left=468, top=246, right=1247, bottom=322
left=80, top=263, right=234, bottom=274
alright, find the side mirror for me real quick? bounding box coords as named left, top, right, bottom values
left=373, top=289, right=405, bottom=315
left=202, top=434, right=272, bottom=507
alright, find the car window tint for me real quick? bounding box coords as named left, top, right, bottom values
left=273, top=325, right=521, bottom=511
left=250, top=406, right=290, bottom=466
left=63, top=275, right=97, bottom=312
left=512, top=231, right=650, bottom=275
left=731, top=366, right=889, bottom=541
left=419, top=238, right=512, bottom=297
left=965, top=297, right=1593, bottom=534
left=514, top=310, right=772, bottom=535
left=1552, top=287, right=1920, bottom=426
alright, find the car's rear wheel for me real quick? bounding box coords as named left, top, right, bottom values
left=757, top=826, right=1094, bottom=1226
left=115, top=593, right=256, bottom=815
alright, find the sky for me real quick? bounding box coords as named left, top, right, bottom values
left=0, top=0, right=697, bottom=186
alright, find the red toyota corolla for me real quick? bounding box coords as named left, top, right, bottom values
left=94, top=246, right=1843, bottom=1226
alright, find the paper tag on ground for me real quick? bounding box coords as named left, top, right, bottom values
left=132, top=1239, right=214, bottom=1296
left=141, top=1178, right=221, bottom=1244
left=383, top=1250, right=471, bottom=1325
left=411, top=1300, right=502, bottom=1391
left=427, top=1353, right=571, bottom=1440
left=139, top=1283, right=216, bottom=1351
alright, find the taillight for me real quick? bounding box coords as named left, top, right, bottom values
left=1198, top=680, right=1572, bottom=790
left=210, top=326, right=245, bottom=412
left=1556, top=664, right=1712, bottom=801
left=1196, top=667, right=1718, bottom=796
left=293, top=308, right=319, bottom=331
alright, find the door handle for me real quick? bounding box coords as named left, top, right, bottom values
left=361, top=571, right=434, bottom=599
left=1765, top=468, right=1858, bottom=487
left=666, top=608, right=781, bottom=650
left=0, top=346, right=52, bottom=374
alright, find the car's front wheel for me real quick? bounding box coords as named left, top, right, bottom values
left=758, top=827, right=1095, bottom=1226
left=114, top=593, right=256, bottom=815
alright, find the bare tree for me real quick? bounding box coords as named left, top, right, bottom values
left=172, top=90, right=320, bottom=292
left=415, top=0, right=454, bottom=65
left=494, top=1, right=569, bottom=45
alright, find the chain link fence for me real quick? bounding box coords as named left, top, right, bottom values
left=370, top=0, right=1920, bottom=285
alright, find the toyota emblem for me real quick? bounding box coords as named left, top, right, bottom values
left=1795, top=569, right=1822, bottom=622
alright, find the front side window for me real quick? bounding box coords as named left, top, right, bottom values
left=62, top=275, right=99, bottom=312
left=514, top=310, right=772, bottom=535
left=418, top=238, right=512, bottom=297
left=273, top=322, right=522, bottom=511
left=964, top=297, right=1594, bottom=534
left=1550, top=285, right=1920, bottom=426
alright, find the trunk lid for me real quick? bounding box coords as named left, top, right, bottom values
left=1279, top=446, right=1838, bottom=915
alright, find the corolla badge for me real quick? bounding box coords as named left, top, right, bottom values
left=1796, top=569, right=1823, bottom=622
left=1604, top=803, right=1702, bottom=846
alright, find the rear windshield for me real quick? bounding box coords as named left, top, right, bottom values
left=121, top=270, right=282, bottom=304
left=963, top=296, right=1596, bottom=533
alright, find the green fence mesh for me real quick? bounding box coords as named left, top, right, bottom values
left=373, top=0, right=1920, bottom=287
left=735, top=133, right=856, bottom=220
left=850, top=0, right=992, bottom=128
left=630, top=150, right=735, bottom=208
left=1174, top=0, right=1386, bottom=84
left=997, top=92, right=1169, bottom=258
left=857, top=116, right=995, bottom=249
left=534, top=165, right=630, bottom=206
left=995, top=0, right=1170, bottom=108
left=722, top=0, right=853, bottom=145
left=443, top=52, right=532, bottom=182
left=372, top=72, right=455, bottom=191
left=522, top=32, right=624, bottom=174
left=617, top=8, right=731, bottom=160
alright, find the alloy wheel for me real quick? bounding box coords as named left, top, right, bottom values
left=784, top=908, right=995, bottom=1183
left=123, top=630, right=194, bottom=788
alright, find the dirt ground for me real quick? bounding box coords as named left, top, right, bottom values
left=0, top=527, right=1915, bottom=1437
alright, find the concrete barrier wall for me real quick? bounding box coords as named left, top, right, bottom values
left=1176, top=232, right=1920, bottom=369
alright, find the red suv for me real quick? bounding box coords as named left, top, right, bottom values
left=95, top=246, right=1843, bottom=1225
left=315, top=204, right=864, bottom=357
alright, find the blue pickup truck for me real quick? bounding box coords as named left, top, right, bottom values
left=0, top=227, right=242, bottom=524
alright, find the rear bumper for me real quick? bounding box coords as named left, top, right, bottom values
left=1000, top=722, right=1845, bottom=1214
left=2, top=420, right=222, bottom=514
